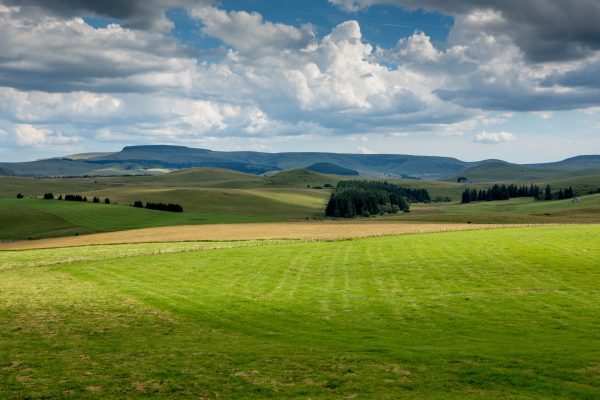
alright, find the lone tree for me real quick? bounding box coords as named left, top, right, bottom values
left=43, top=192, right=54, bottom=200
left=104, top=198, right=110, bottom=204
left=457, top=176, right=468, bottom=183
left=16, top=193, right=24, bottom=199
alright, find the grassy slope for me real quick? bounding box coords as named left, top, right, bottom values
left=2, top=168, right=599, bottom=241
left=1, top=226, right=599, bottom=398
left=0, top=169, right=336, bottom=240
left=0, top=168, right=342, bottom=193
left=447, top=161, right=600, bottom=187
left=400, top=194, right=600, bottom=224
left=0, top=167, right=494, bottom=202
left=0, top=199, right=276, bottom=240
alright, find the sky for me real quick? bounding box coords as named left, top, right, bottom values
left=0, top=0, right=599, bottom=163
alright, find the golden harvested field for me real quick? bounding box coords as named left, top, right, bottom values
left=0, top=221, right=537, bottom=250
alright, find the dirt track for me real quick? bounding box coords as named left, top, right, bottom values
left=0, top=222, right=534, bottom=250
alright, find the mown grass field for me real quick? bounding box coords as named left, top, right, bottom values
left=1, top=226, right=599, bottom=399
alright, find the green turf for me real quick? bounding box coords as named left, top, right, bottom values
left=1, top=226, right=599, bottom=398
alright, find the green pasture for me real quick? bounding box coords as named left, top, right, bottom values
left=77, top=187, right=329, bottom=218
left=0, top=199, right=277, bottom=240
left=1, top=226, right=599, bottom=398
left=403, top=194, right=600, bottom=223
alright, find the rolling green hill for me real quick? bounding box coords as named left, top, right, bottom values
left=449, top=157, right=600, bottom=184
left=2, top=164, right=599, bottom=242
left=0, top=199, right=277, bottom=240
left=0, top=187, right=329, bottom=240
left=1, top=226, right=599, bottom=398
left=0, top=167, right=343, bottom=199
left=306, top=162, right=359, bottom=176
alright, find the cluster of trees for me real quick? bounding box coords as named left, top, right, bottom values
left=325, top=181, right=430, bottom=218
left=462, top=184, right=575, bottom=203
left=132, top=200, right=183, bottom=213
left=43, top=192, right=54, bottom=199
left=63, top=194, right=88, bottom=202
left=336, top=181, right=431, bottom=203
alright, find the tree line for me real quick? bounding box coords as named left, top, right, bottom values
left=325, top=181, right=431, bottom=218
left=461, top=184, right=575, bottom=203
left=132, top=200, right=183, bottom=213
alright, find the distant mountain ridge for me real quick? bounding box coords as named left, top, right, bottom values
left=0, top=145, right=599, bottom=181
left=86, top=145, right=476, bottom=178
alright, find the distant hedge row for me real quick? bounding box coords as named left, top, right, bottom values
left=38, top=192, right=110, bottom=203
left=132, top=200, right=183, bottom=213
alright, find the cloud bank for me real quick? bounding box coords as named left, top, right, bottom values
left=0, top=0, right=599, bottom=160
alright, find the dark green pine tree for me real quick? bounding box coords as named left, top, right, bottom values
left=471, top=189, right=478, bottom=202
left=544, top=185, right=553, bottom=200
left=461, top=189, right=471, bottom=204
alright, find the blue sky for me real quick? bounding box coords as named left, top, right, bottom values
left=0, top=0, right=599, bottom=163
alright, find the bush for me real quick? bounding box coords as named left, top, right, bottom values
left=43, top=192, right=54, bottom=200
left=145, top=202, right=184, bottom=213
left=93, top=197, right=100, bottom=203
left=104, top=198, right=110, bottom=204
left=16, top=193, right=24, bottom=199
left=132, top=200, right=144, bottom=208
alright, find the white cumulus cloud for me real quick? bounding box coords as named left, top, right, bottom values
left=474, top=131, right=516, bottom=144
left=13, top=124, right=81, bottom=147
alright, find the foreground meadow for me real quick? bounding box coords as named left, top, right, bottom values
left=1, top=226, right=599, bottom=398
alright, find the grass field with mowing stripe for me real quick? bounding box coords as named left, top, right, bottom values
left=1, top=226, right=599, bottom=398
